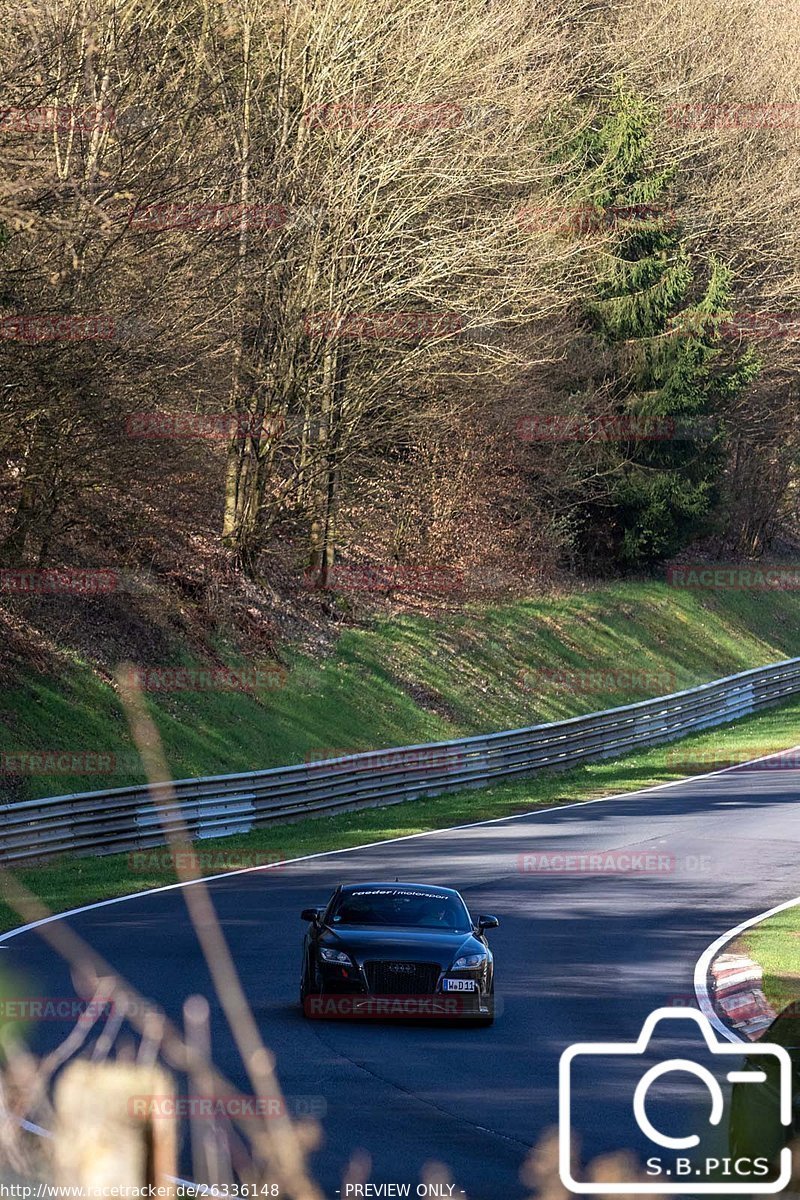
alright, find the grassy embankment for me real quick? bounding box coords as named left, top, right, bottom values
left=1, top=580, right=799, bottom=930
left=3, top=580, right=800, bottom=799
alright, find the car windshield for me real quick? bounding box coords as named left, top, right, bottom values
left=329, top=888, right=471, bottom=931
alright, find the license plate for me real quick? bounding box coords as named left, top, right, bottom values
left=443, top=978, right=476, bottom=992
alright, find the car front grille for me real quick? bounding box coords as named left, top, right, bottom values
left=363, top=960, right=441, bottom=996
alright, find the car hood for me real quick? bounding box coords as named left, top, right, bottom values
left=319, top=925, right=482, bottom=966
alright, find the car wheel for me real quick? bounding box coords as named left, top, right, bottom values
left=475, top=980, right=495, bottom=1027
left=300, top=958, right=322, bottom=1016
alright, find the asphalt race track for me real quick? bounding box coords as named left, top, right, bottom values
left=3, top=752, right=800, bottom=1199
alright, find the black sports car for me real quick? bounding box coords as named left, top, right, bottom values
left=300, top=881, right=498, bottom=1024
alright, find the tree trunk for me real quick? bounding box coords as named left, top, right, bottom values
left=0, top=479, right=40, bottom=567
left=221, top=3, right=253, bottom=557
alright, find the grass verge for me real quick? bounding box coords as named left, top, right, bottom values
left=1, top=693, right=798, bottom=935
left=735, top=902, right=800, bottom=1015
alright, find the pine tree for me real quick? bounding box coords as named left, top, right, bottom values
left=568, top=82, right=761, bottom=568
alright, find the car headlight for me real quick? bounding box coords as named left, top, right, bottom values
left=452, top=952, right=488, bottom=969
left=320, top=948, right=353, bottom=965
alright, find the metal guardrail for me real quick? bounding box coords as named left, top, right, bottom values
left=1, top=657, right=799, bottom=864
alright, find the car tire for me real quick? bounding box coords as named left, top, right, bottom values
left=300, top=958, right=321, bottom=1016
left=475, top=980, right=495, bottom=1027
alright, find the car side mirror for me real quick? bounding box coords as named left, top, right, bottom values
left=301, top=908, right=321, bottom=924
left=477, top=914, right=499, bottom=932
